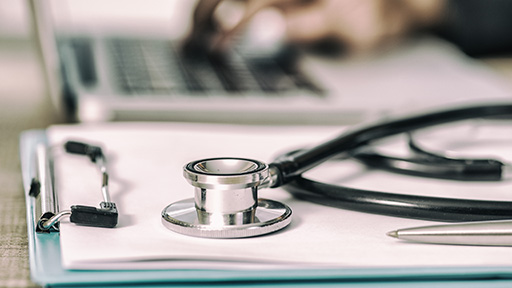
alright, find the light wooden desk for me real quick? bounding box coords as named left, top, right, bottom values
left=0, top=38, right=60, bottom=288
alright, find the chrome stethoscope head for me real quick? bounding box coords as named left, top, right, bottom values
left=161, top=157, right=292, bottom=238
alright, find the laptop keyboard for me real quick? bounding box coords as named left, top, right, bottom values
left=102, top=38, right=320, bottom=96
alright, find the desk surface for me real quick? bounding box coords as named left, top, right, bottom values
left=0, top=39, right=60, bottom=288
left=1, top=38, right=511, bottom=288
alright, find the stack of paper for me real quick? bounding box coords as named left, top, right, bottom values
left=48, top=122, right=512, bottom=271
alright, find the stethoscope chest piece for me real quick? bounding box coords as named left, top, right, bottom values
left=161, top=158, right=292, bottom=238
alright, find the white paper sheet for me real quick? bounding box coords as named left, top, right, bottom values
left=49, top=120, right=512, bottom=270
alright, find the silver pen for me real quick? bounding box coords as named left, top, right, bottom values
left=387, top=220, right=512, bottom=246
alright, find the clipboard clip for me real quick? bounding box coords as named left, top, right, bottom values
left=29, top=141, right=118, bottom=233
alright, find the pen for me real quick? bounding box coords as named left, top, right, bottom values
left=387, top=220, right=512, bottom=246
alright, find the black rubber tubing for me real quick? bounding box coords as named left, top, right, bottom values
left=269, top=103, right=512, bottom=221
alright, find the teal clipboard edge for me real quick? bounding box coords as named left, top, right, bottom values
left=20, top=129, right=512, bottom=287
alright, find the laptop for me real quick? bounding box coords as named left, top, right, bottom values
left=28, top=0, right=368, bottom=124
left=29, top=0, right=511, bottom=124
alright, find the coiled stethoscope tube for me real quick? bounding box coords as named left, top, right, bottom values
left=352, top=134, right=505, bottom=181
left=274, top=104, right=512, bottom=222
left=269, top=104, right=512, bottom=187
left=163, top=103, right=512, bottom=238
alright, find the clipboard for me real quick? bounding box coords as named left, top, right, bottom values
left=20, top=126, right=512, bottom=287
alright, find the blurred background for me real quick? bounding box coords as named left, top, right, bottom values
left=2, top=0, right=512, bottom=287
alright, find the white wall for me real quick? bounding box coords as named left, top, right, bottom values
left=0, top=0, right=30, bottom=38
left=0, top=0, right=196, bottom=40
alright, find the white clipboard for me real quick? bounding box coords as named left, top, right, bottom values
left=20, top=122, right=512, bottom=287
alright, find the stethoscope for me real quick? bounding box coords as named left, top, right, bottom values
left=161, top=103, right=512, bottom=239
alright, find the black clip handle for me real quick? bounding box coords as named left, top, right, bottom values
left=70, top=202, right=118, bottom=228
left=64, top=141, right=104, bottom=162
